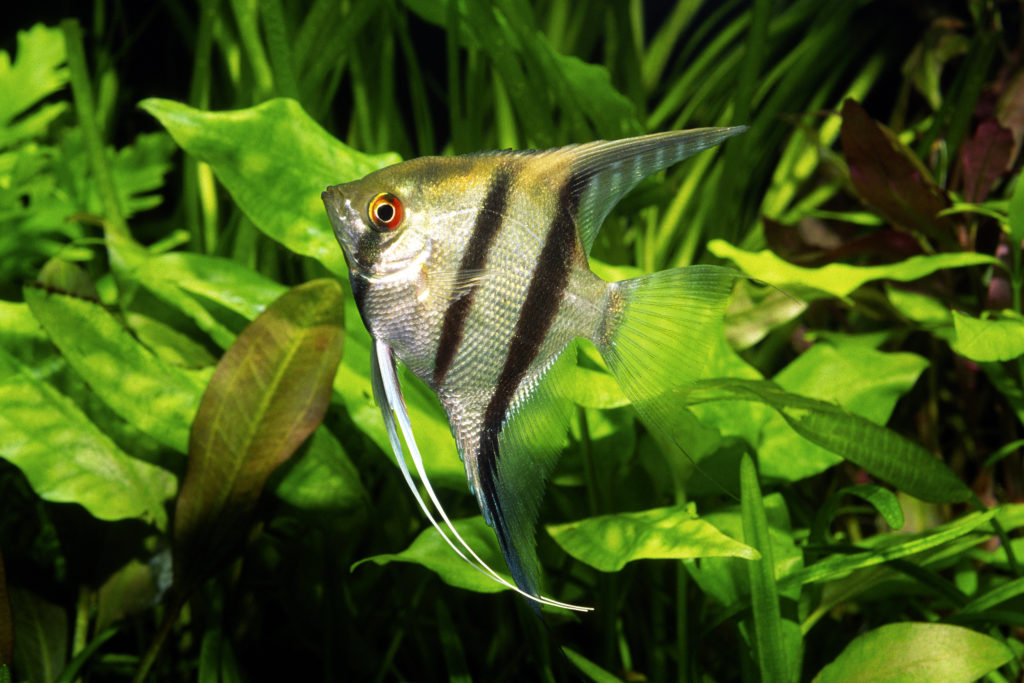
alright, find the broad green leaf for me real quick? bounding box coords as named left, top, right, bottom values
left=9, top=587, right=67, bottom=683
left=95, top=559, right=158, bottom=634
left=951, top=310, right=1024, bottom=362
left=271, top=426, right=366, bottom=512
left=0, top=348, right=175, bottom=527
left=709, top=240, right=1000, bottom=301
left=0, top=24, right=69, bottom=147
left=173, top=279, right=345, bottom=592
left=741, top=455, right=795, bottom=683
left=759, top=344, right=929, bottom=481
left=353, top=516, right=509, bottom=594
left=141, top=97, right=399, bottom=275
left=885, top=286, right=952, bottom=327
left=689, top=378, right=970, bottom=503
left=546, top=505, right=757, bottom=573
left=813, top=622, right=1013, bottom=683
left=783, top=510, right=996, bottom=588
left=24, top=285, right=210, bottom=453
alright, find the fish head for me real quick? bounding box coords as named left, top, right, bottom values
left=322, top=163, right=436, bottom=281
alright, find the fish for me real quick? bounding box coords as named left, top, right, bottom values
left=322, top=127, right=746, bottom=612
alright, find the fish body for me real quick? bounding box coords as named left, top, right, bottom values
left=323, top=128, right=745, bottom=610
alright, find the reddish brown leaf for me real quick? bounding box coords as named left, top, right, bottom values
left=840, top=99, right=955, bottom=244
left=960, top=118, right=1013, bottom=202
left=173, top=278, right=345, bottom=593
left=996, top=68, right=1024, bottom=165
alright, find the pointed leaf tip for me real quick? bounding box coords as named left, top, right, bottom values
left=173, top=278, right=345, bottom=592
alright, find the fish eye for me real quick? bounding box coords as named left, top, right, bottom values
left=368, top=193, right=403, bottom=232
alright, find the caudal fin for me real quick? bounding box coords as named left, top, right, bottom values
left=592, top=265, right=736, bottom=444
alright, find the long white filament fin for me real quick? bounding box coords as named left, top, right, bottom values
left=372, top=339, right=591, bottom=612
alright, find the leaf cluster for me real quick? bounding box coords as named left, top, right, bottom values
left=0, top=2, right=1022, bottom=682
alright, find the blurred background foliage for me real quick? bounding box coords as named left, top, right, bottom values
left=1, top=1, right=1023, bottom=681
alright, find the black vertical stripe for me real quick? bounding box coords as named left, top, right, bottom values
left=474, top=168, right=589, bottom=597
left=476, top=167, right=589, bottom=514
left=431, top=165, right=514, bottom=387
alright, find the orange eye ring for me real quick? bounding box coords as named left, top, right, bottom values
left=368, top=193, right=403, bottom=232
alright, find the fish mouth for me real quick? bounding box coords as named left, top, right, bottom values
left=322, top=185, right=363, bottom=265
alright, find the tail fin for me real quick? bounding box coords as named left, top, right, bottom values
left=592, top=265, right=736, bottom=444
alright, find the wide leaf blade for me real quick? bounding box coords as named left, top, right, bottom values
left=813, top=622, right=1013, bottom=683
left=173, top=279, right=345, bottom=591
left=0, top=348, right=175, bottom=528
left=140, top=97, right=399, bottom=275
left=547, top=505, right=758, bottom=573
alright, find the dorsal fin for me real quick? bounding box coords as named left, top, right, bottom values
left=567, top=127, right=748, bottom=253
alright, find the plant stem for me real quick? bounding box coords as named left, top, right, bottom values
left=132, top=592, right=186, bottom=683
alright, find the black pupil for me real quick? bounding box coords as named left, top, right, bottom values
left=375, top=202, right=395, bottom=223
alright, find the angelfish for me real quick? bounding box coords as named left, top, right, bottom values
left=322, top=127, right=745, bottom=612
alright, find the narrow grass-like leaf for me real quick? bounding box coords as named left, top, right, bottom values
left=141, top=97, right=399, bottom=275
left=173, top=279, right=344, bottom=592
left=0, top=348, right=175, bottom=527
left=813, top=622, right=1013, bottom=683
left=546, top=505, right=758, bottom=573
left=758, top=344, right=928, bottom=481
left=951, top=311, right=1024, bottom=362
left=353, top=516, right=509, bottom=594
left=690, top=378, right=970, bottom=503
left=741, top=455, right=793, bottom=683
left=958, top=575, right=1024, bottom=615
left=24, top=285, right=209, bottom=453
left=813, top=485, right=904, bottom=544
left=709, top=240, right=1001, bottom=301
left=563, top=646, right=622, bottom=683
left=786, top=510, right=996, bottom=588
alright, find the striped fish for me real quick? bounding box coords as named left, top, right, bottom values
left=322, top=128, right=746, bottom=611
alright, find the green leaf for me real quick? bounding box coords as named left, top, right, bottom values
left=9, top=587, right=67, bottom=683
left=271, top=426, right=366, bottom=512
left=708, top=240, right=1001, bottom=301
left=0, top=24, right=69, bottom=147
left=0, top=348, right=175, bottom=527
left=813, top=485, right=905, bottom=544
left=353, top=516, right=509, bottom=594
left=1009, top=156, right=1024, bottom=244
left=741, top=455, right=794, bottom=683
left=24, top=283, right=210, bottom=453
left=141, top=97, right=399, bottom=275
left=689, top=378, right=970, bottom=504
left=813, top=622, right=1013, bottom=683
left=546, top=505, right=758, bottom=573
left=758, top=344, right=929, bottom=481
left=173, top=279, right=345, bottom=592
left=784, top=510, right=997, bottom=588
left=563, top=647, right=623, bottom=683
left=951, top=310, right=1024, bottom=362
